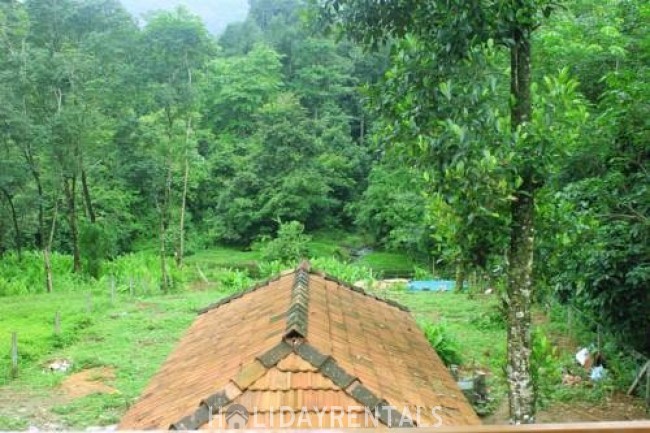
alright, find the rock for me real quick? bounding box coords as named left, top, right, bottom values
left=46, top=359, right=72, bottom=373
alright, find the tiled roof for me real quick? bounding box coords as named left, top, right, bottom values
left=118, top=263, right=479, bottom=429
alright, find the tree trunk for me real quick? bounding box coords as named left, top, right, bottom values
left=81, top=169, right=96, bottom=223
left=159, top=208, right=168, bottom=293
left=455, top=260, right=465, bottom=292
left=159, top=155, right=173, bottom=293
left=64, top=176, right=82, bottom=273
left=1, top=188, right=22, bottom=257
left=23, top=144, right=44, bottom=250
left=177, top=117, right=192, bottom=268
left=43, top=249, right=54, bottom=293
left=44, top=198, right=59, bottom=293
left=506, top=25, right=536, bottom=424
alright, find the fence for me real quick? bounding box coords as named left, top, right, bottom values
left=4, top=273, right=161, bottom=380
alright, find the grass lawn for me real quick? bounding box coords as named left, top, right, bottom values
left=185, top=234, right=422, bottom=277
left=185, top=247, right=261, bottom=269
left=0, top=286, right=233, bottom=428
left=390, top=291, right=505, bottom=368
left=357, top=251, right=423, bottom=276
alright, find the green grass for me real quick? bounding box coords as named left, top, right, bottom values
left=0, top=415, right=28, bottom=431
left=307, top=230, right=367, bottom=258
left=0, top=286, right=234, bottom=428
left=186, top=233, right=420, bottom=277
left=357, top=251, right=421, bottom=276
left=186, top=247, right=261, bottom=269
left=390, top=291, right=506, bottom=369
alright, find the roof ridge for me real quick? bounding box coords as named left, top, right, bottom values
left=284, top=266, right=310, bottom=339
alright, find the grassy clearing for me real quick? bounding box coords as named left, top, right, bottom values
left=0, top=286, right=233, bottom=428
left=186, top=233, right=422, bottom=277
left=186, top=247, right=261, bottom=270
left=357, top=251, right=422, bottom=276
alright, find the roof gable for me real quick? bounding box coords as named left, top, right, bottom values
left=118, top=263, right=479, bottom=430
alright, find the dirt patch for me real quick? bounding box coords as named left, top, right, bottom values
left=0, top=386, right=66, bottom=430
left=483, top=392, right=649, bottom=424
left=536, top=393, right=649, bottom=423
left=60, top=367, right=117, bottom=399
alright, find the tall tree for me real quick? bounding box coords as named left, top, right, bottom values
left=140, top=7, right=214, bottom=284
left=323, top=0, right=586, bottom=422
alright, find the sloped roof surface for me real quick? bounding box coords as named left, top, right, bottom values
left=118, top=274, right=293, bottom=429
left=118, top=264, right=479, bottom=429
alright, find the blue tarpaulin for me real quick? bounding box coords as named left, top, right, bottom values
left=407, top=280, right=455, bottom=291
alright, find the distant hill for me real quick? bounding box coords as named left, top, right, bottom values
left=120, top=0, right=249, bottom=34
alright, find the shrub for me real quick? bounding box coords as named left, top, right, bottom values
left=0, top=251, right=83, bottom=296
left=261, top=221, right=311, bottom=264
left=310, top=257, right=374, bottom=285
left=470, top=305, right=507, bottom=330
left=216, top=269, right=254, bottom=293
left=531, top=328, right=562, bottom=407
left=419, top=320, right=462, bottom=366
left=257, top=260, right=286, bottom=279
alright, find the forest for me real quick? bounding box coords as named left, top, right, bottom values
left=0, top=0, right=648, bottom=427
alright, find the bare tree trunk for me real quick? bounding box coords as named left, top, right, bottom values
left=455, top=260, right=465, bottom=292
left=177, top=155, right=189, bottom=268
left=64, top=176, right=81, bottom=273
left=177, top=117, right=192, bottom=268
left=159, top=145, right=173, bottom=294
left=44, top=198, right=59, bottom=293
left=159, top=203, right=168, bottom=294
left=1, top=188, right=22, bottom=257
left=22, top=142, right=44, bottom=250
left=506, top=24, right=536, bottom=424
left=81, top=169, right=96, bottom=223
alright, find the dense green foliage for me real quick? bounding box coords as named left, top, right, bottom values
left=534, top=0, right=650, bottom=354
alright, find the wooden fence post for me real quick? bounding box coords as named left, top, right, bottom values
left=54, top=311, right=61, bottom=335
left=111, top=275, right=116, bottom=304
left=628, top=361, right=649, bottom=396
left=11, top=332, right=18, bottom=379
left=86, top=291, right=92, bottom=314
left=129, top=277, right=134, bottom=297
